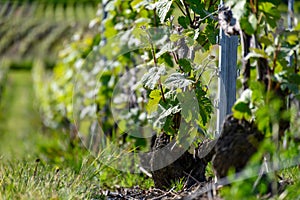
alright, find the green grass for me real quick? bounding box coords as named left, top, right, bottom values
left=0, top=69, right=153, bottom=199
left=0, top=153, right=153, bottom=199
left=0, top=158, right=105, bottom=200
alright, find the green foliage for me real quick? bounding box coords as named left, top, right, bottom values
left=36, top=0, right=219, bottom=156
left=155, top=0, right=173, bottom=23
left=232, top=0, right=300, bottom=136
left=228, top=0, right=300, bottom=198
left=28, top=0, right=300, bottom=193
left=141, top=66, right=167, bottom=90
left=220, top=135, right=300, bottom=199
left=170, top=177, right=185, bottom=192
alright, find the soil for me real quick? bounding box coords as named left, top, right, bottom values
left=102, top=183, right=223, bottom=200
left=212, top=115, right=264, bottom=179
left=149, top=133, right=210, bottom=189
left=100, top=115, right=292, bottom=199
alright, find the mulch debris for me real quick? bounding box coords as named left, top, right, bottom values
left=102, top=182, right=223, bottom=200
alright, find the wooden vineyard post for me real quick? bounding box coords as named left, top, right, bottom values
left=216, top=0, right=239, bottom=135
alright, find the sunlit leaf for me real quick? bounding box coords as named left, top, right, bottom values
left=231, top=0, right=246, bottom=21
left=245, top=48, right=269, bottom=60
left=141, top=66, right=166, bottom=90
left=155, top=0, right=173, bottom=23
left=146, top=90, right=161, bottom=113
left=164, top=73, right=194, bottom=89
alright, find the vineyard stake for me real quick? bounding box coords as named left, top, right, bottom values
left=216, top=0, right=238, bottom=135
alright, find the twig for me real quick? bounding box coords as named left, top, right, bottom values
left=182, top=1, right=195, bottom=28
left=153, top=7, right=157, bottom=26
left=183, top=171, right=201, bottom=185
left=293, top=50, right=298, bottom=73
left=145, top=29, right=167, bottom=103
left=151, top=187, right=176, bottom=200
left=139, top=166, right=152, bottom=178
left=159, top=79, right=166, bottom=102
left=174, top=0, right=186, bottom=16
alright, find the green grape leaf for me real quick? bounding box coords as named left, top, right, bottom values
left=232, top=89, right=253, bottom=120
left=131, top=0, right=149, bottom=11
left=164, top=73, right=194, bottom=89
left=233, top=101, right=251, bottom=119
left=177, top=91, right=198, bottom=123
left=141, top=66, right=166, bottom=90
left=158, top=53, right=174, bottom=68
left=198, top=97, right=213, bottom=125
left=231, top=0, right=247, bottom=21
left=259, top=2, right=280, bottom=18
left=245, top=48, right=269, bottom=60
left=241, top=14, right=257, bottom=34
left=170, top=34, right=183, bottom=42
left=152, top=105, right=181, bottom=129
left=186, top=0, right=206, bottom=16
left=155, top=0, right=173, bottom=23
left=286, top=33, right=298, bottom=45
left=178, top=16, right=188, bottom=29
left=146, top=90, right=162, bottom=113
left=156, top=43, right=177, bottom=59
left=259, top=2, right=280, bottom=28
left=178, top=58, right=192, bottom=73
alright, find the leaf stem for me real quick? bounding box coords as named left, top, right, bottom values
left=159, top=79, right=166, bottom=102
left=174, top=0, right=186, bottom=16
left=146, top=30, right=166, bottom=103
left=183, top=1, right=195, bottom=28
left=293, top=50, right=298, bottom=73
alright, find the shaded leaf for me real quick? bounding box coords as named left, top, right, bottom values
left=170, top=34, right=183, bottom=42
left=178, top=58, right=192, bottom=73
left=178, top=16, right=188, bottom=29
left=186, top=0, right=206, bottom=16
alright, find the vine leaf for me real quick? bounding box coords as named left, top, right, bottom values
left=232, top=89, right=253, bottom=120
left=155, top=0, right=173, bottom=23
left=186, top=0, right=206, bottom=16
left=231, top=0, right=246, bottom=21
left=178, top=58, right=192, bottom=73
left=245, top=48, right=269, bottom=60
left=164, top=73, right=194, bottom=89
left=131, top=0, right=149, bottom=11
left=146, top=90, right=162, bottom=113
left=259, top=2, right=280, bottom=28
left=178, top=16, right=188, bottom=29
left=156, top=43, right=177, bottom=59
left=177, top=91, right=198, bottom=123
left=149, top=104, right=181, bottom=129
left=141, top=66, right=166, bottom=90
